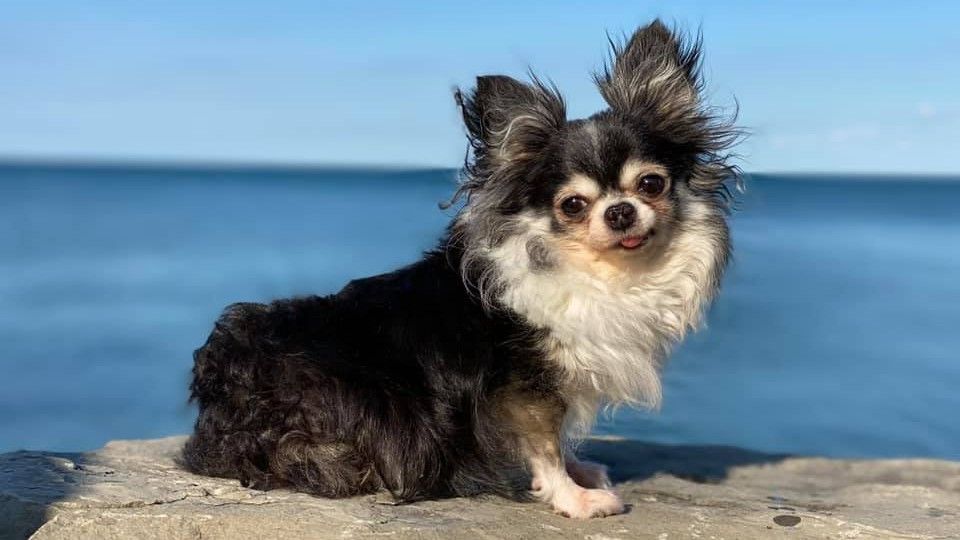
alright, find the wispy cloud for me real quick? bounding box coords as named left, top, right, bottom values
left=917, top=102, right=938, bottom=119
left=915, top=102, right=960, bottom=123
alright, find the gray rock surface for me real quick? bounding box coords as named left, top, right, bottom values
left=2, top=436, right=958, bottom=539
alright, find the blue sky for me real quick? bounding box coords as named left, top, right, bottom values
left=2, top=1, right=958, bottom=172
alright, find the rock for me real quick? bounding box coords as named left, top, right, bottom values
left=1, top=436, right=958, bottom=539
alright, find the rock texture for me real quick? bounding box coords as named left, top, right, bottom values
left=2, top=436, right=958, bottom=539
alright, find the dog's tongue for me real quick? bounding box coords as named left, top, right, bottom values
left=620, top=236, right=645, bottom=249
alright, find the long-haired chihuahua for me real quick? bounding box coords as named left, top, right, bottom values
left=185, top=20, right=740, bottom=518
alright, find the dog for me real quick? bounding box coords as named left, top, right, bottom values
left=184, top=19, right=740, bottom=519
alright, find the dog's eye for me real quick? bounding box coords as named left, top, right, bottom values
left=638, top=174, right=667, bottom=196
left=560, top=196, right=589, bottom=216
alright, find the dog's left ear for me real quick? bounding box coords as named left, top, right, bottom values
left=594, top=20, right=705, bottom=143
left=597, top=20, right=742, bottom=200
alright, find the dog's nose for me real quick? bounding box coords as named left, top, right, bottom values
left=604, top=202, right=637, bottom=231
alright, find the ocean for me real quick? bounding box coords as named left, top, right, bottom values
left=1, top=163, right=958, bottom=459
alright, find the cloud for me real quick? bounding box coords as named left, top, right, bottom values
left=917, top=102, right=938, bottom=119
left=915, top=102, right=960, bottom=123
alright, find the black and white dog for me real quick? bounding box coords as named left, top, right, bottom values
left=185, top=20, right=740, bottom=518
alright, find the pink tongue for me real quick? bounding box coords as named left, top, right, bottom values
left=620, top=236, right=644, bottom=249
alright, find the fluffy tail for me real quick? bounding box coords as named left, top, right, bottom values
left=182, top=302, right=380, bottom=496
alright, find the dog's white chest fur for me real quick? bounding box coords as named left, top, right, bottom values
left=487, top=199, right=727, bottom=434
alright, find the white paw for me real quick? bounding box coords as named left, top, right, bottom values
left=567, top=459, right=612, bottom=489
left=553, top=488, right=625, bottom=519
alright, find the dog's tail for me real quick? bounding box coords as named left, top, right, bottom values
left=182, top=301, right=382, bottom=497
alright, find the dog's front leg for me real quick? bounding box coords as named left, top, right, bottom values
left=501, top=392, right=624, bottom=518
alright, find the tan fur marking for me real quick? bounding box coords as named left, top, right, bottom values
left=553, top=174, right=602, bottom=226
left=618, top=159, right=671, bottom=194
left=563, top=174, right=602, bottom=201
left=498, top=390, right=565, bottom=463
left=497, top=390, right=624, bottom=518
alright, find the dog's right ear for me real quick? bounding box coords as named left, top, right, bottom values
left=455, top=75, right=566, bottom=167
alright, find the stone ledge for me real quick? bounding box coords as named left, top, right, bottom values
left=2, top=436, right=958, bottom=539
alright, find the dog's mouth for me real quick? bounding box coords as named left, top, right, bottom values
left=618, top=230, right=654, bottom=250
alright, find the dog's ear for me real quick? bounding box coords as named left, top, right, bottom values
left=596, top=20, right=742, bottom=201
left=594, top=20, right=704, bottom=141
left=456, top=75, right=565, bottom=166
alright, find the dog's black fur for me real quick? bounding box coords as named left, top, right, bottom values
left=184, top=20, right=739, bottom=509
left=184, top=247, right=548, bottom=501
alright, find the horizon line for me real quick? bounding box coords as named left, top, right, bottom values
left=0, top=156, right=957, bottom=179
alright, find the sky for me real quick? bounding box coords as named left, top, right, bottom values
left=1, top=0, right=958, bottom=173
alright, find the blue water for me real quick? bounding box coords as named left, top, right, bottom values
left=1, top=164, right=958, bottom=459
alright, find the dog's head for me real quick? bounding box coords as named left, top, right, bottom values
left=452, top=20, right=739, bottom=288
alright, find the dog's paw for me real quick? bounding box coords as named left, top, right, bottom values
left=566, top=459, right=612, bottom=489
left=553, top=488, right=624, bottom=519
